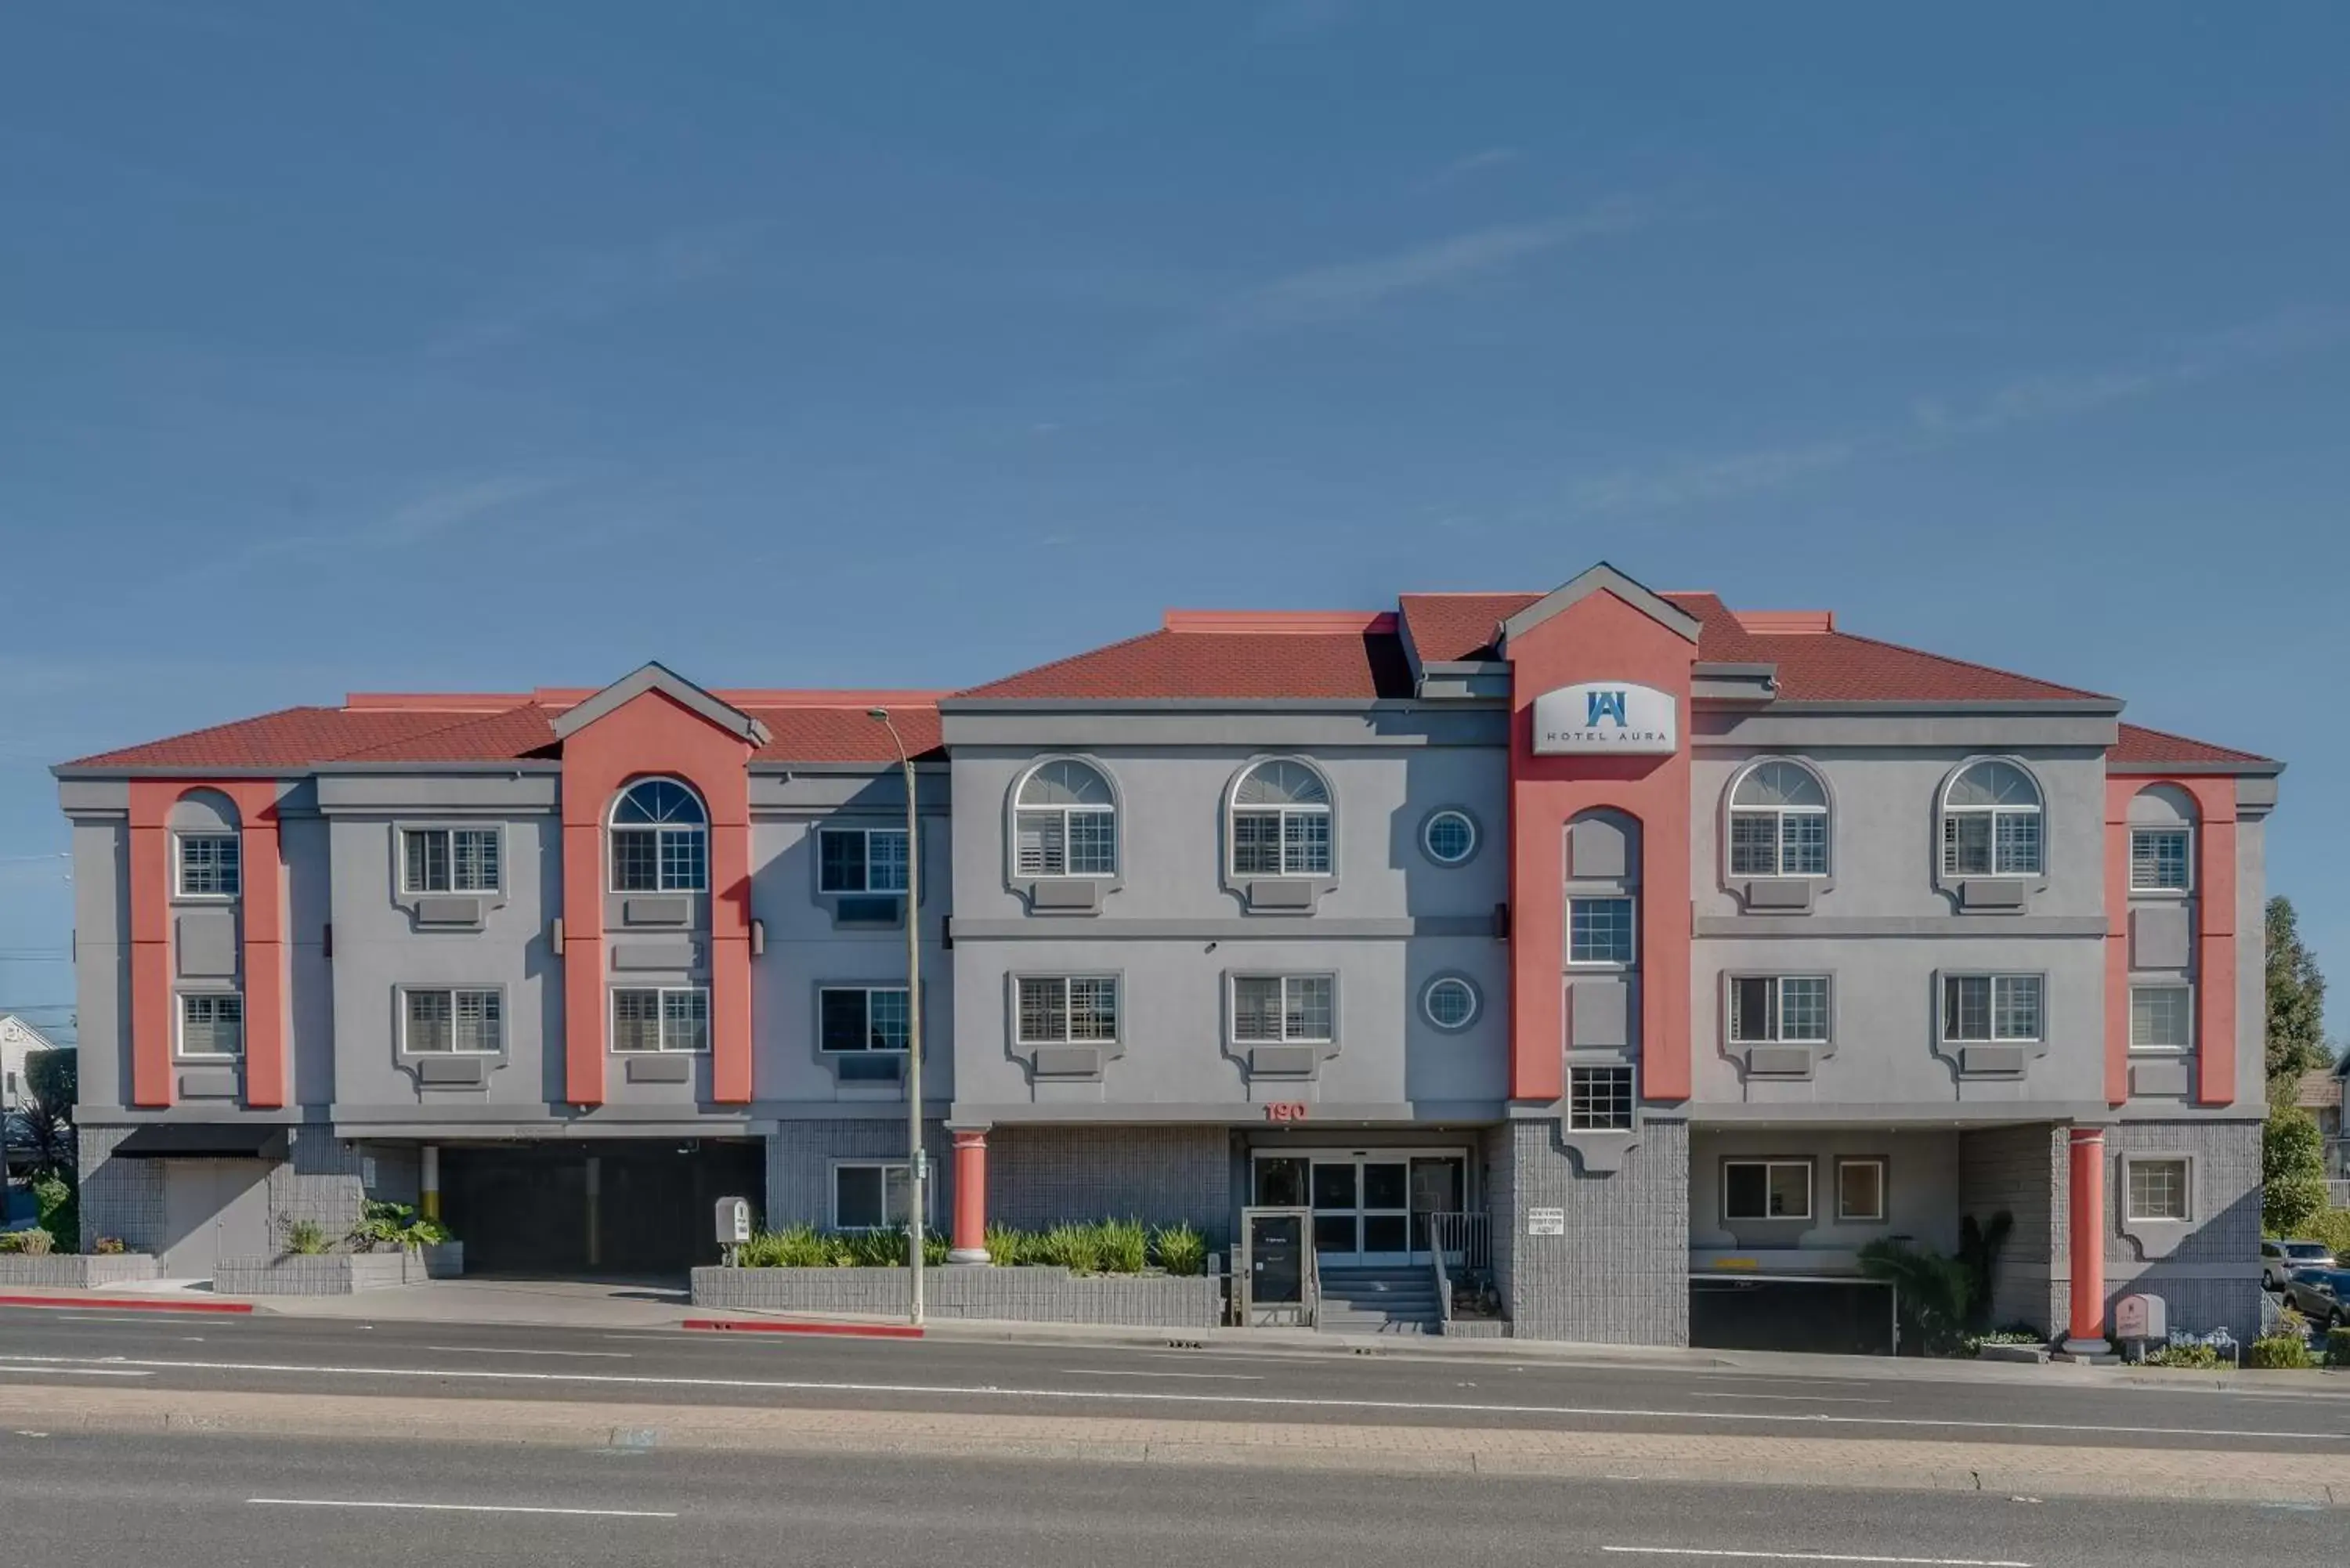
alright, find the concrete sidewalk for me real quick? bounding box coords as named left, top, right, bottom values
left=7, top=1278, right=2344, bottom=1394
left=2, top=1382, right=2343, bottom=1507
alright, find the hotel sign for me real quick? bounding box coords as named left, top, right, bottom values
left=1531, top=681, right=1678, bottom=755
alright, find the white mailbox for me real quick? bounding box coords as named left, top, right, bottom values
left=714, top=1195, right=753, bottom=1247
left=2114, top=1292, right=2166, bottom=1341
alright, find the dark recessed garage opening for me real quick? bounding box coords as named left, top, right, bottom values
left=1689, top=1276, right=1896, bottom=1357
left=441, top=1139, right=765, bottom=1278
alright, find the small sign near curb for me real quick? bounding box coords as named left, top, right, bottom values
left=1528, top=1207, right=1565, bottom=1236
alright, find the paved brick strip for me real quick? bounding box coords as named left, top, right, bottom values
left=0, top=1384, right=2339, bottom=1507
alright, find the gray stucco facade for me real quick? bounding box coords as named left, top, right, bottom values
left=54, top=566, right=2280, bottom=1349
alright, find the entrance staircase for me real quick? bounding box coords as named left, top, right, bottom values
left=1315, top=1266, right=1441, bottom=1335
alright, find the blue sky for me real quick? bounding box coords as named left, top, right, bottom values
left=5, top=3, right=2348, bottom=1046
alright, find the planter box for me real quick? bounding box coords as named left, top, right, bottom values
left=1975, top=1342, right=2049, bottom=1365
left=1438, top=1317, right=1512, bottom=1339
left=214, top=1252, right=420, bottom=1295
left=692, top=1264, right=1224, bottom=1328
left=419, top=1241, right=465, bottom=1280
left=0, top=1253, right=161, bottom=1289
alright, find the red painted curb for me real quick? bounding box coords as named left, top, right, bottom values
left=0, top=1294, right=255, bottom=1315
left=682, top=1317, right=924, bottom=1339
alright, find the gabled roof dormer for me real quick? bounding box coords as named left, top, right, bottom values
left=551, top=662, right=772, bottom=748
left=1496, top=562, right=1702, bottom=653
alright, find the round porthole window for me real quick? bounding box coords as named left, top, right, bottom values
left=1423, top=809, right=1477, bottom=865
left=1423, top=976, right=1479, bottom=1030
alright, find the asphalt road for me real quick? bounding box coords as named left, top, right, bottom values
left=0, top=1427, right=2330, bottom=1567
left=2, top=1303, right=2346, bottom=1454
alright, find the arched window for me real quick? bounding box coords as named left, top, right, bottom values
left=1940, top=760, right=2042, bottom=878
left=609, top=778, right=707, bottom=892
left=1230, top=759, right=1332, bottom=877
left=1728, top=760, right=1829, bottom=878
left=1014, top=759, right=1117, bottom=878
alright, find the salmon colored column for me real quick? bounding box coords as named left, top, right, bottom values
left=559, top=815, right=606, bottom=1107
left=1502, top=589, right=1697, bottom=1103
left=125, top=783, right=176, bottom=1108
left=2100, top=779, right=2134, bottom=1107
left=949, top=1129, right=990, bottom=1263
left=707, top=817, right=754, bottom=1105
left=228, top=788, right=289, bottom=1110
left=2063, top=1127, right=2109, bottom=1354
left=2188, top=779, right=2238, bottom=1107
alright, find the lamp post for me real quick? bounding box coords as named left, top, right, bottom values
left=867, top=708, right=924, bottom=1326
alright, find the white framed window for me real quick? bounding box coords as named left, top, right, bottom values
left=1567, top=896, right=1636, bottom=966
left=1422, top=809, right=1477, bottom=865
left=1727, top=760, right=1829, bottom=878
left=1836, top=1157, right=1886, bottom=1223
left=401, top=988, right=504, bottom=1054
left=1423, top=976, right=1479, bottom=1031
left=400, top=827, right=501, bottom=894
left=818, top=826, right=909, bottom=894
left=609, top=779, right=707, bottom=893
left=1723, top=1158, right=1812, bottom=1221
left=2129, top=984, right=2193, bottom=1052
left=1230, top=759, right=1332, bottom=877
left=833, top=1162, right=913, bottom=1230
left=610, top=986, right=710, bottom=1053
left=1729, top=975, right=1831, bottom=1044
left=1013, top=759, right=1117, bottom=877
left=1940, top=973, right=2044, bottom=1043
left=819, top=985, right=910, bottom=1053
left=2129, top=828, right=2191, bottom=894
left=1940, top=760, right=2042, bottom=878
left=177, top=992, right=244, bottom=1058
left=176, top=833, right=241, bottom=898
left=1015, top=975, right=1119, bottom=1046
left=2125, top=1157, right=2189, bottom=1222
left=1231, top=974, right=1335, bottom=1045
left=1567, top=1065, right=1634, bottom=1131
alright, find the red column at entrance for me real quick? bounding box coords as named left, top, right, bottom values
left=2063, top=1127, right=2108, bottom=1354
left=949, top=1130, right=990, bottom=1263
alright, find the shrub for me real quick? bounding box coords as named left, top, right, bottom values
left=2326, top=1327, right=2350, bottom=1368
left=2301, top=1208, right=2350, bottom=1259
left=985, top=1223, right=1037, bottom=1267
left=0, top=1228, right=56, bottom=1255
left=739, top=1225, right=833, bottom=1268
left=281, top=1217, right=332, bottom=1256
left=1152, top=1223, right=1208, bottom=1277
left=2248, top=1333, right=2314, bottom=1370
left=349, top=1200, right=450, bottom=1252
left=1036, top=1222, right=1107, bottom=1274
left=2264, top=1109, right=2330, bottom=1237
left=1858, top=1238, right=1974, bottom=1355
left=92, top=1235, right=127, bottom=1255
left=1961, top=1328, right=2044, bottom=1357
left=1097, top=1217, right=1148, bottom=1274
left=2143, top=1340, right=2223, bottom=1368
left=31, top=1172, right=77, bottom=1253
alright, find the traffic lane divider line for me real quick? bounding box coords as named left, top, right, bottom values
left=682, top=1318, right=925, bottom=1339
left=0, top=1295, right=254, bottom=1316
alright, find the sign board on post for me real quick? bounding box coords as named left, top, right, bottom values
left=714, top=1195, right=752, bottom=1247
left=1531, top=682, right=1678, bottom=756
left=1527, top=1207, right=1566, bottom=1237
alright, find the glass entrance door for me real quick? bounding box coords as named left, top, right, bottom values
left=1253, top=1150, right=1470, bottom=1266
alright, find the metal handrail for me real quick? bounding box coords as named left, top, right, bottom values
left=1304, top=1230, right=1321, bottom=1328
left=1429, top=1234, right=1455, bottom=1328
left=1426, top=1211, right=1491, bottom=1274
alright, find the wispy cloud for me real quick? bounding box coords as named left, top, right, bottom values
left=365, top=475, right=571, bottom=549
left=1415, top=146, right=1523, bottom=193
left=1567, top=440, right=1858, bottom=518
left=1211, top=199, right=1652, bottom=338
left=426, top=222, right=770, bottom=357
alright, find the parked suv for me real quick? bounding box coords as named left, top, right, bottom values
left=2260, top=1239, right=2335, bottom=1292
left=2279, top=1267, right=2350, bottom=1329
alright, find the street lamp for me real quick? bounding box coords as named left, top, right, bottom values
left=866, top=708, right=924, bottom=1327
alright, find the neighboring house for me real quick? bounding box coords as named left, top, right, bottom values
left=52, top=561, right=2279, bottom=1349
left=0, top=1013, right=61, bottom=1111
left=2300, top=1063, right=2348, bottom=1182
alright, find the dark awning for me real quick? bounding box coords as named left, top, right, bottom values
left=110, top=1124, right=289, bottom=1159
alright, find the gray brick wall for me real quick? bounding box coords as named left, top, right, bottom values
left=1497, top=1118, right=1688, bottom=1346
left=692, top=1263, right=1222, bottom=1327
left=2095, top=1118, right=2261, bottom=1339
left=988, top=1125, right=1234, bottom=1247
left=765, top=1118, right=953, bottom=1230
left=1958, top=1123, right=2063, bottom=1335
left=266, top=1124, right=367, bottom=1241
left=77, top=1124, right=164, bottom=1254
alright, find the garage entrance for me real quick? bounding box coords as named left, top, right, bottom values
left=441, top=1140, right=765, bottom=1277
left=1689, top=1275, right=1896, bottom=1356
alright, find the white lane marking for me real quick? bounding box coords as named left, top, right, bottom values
left=422, top=1346, right=631, bottom=1360
left=0, top=1353, right=2334, bottom=1442
left=53, top=1314, right=187, bottom=1325
left=1058, top=1368, right=1266, bottom=1382
left=1687, top=1393, right=1893, bottom=1405
left=1690, top=1375, right=1880, bottom=1389
left=1603, top=1550, right=2029, bottom=1567
left=248, top=1498, right=674, bottom=1519
left=0, top=1367, right=153, bottom=1378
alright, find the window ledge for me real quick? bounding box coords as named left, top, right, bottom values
left=1734, top=878, right=1817, bottom=914
left=1557, top=1128, right=1638, bottom=1174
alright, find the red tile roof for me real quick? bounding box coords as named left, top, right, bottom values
left=1394, top=590, right=2107, bottom=703
left=2109, top=722, right=2275, bottom=768
left=960, top=624, right=1414, bottom=701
